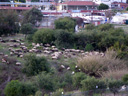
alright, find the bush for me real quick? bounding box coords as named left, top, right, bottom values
left=20, top=23, right=37, bottom=36
left=102, top=69, right=128, bottom=80
left=77, top=50, right=127, bottom=77
left=54, top=29, right=75, bottom=48
left=35, top=90, right=43, bottom=96
left=81, top=77, right=106, bottom=91
left=23, top=54, right=50, bottom=76
left=52, top=88, right=64, bottom=96
left=35, top=72, right=55, bottom=91
left=85, top=24, right=95, bottom=30
left=98, top=24, right=114, bottom=31
left=122, top=74, right=128, bottom=83
left=72, top=72, right=87, bottom=88
left=54, top=17, right=76, bottom=32
left=33, top=28, right=55, bottom=44
left=98, top=3, right=109, bottom=10
left=85, top=44, right=94, bottom=51
left=108, top=80, right=124, bottom=95
left=4, top=80, right=37, bottom=96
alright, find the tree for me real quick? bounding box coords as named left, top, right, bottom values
left=23, top=54, right=50, bottom=76
left=122, top=74, right=128, bottom=83
left=22, top=7, right=43, bottom=26
left=15, top=0, right=25, bottom=2
left=54, top=17, right=76, bottom=32
left=0, top=10, right=19, bottom=36
left=35, top=72, right=55, bottom=91
left=33, top=28, right=55, bottom=44
left=20, top=23, right=37, bottom=38
left=72, top=72, right=87, bottom=88
left=4, top=80, right=37, bottom=96
left=98, top=3, right=109, bottom=10
left=54, top=29, right=75, bottom=48
left=108, top=80, right=124, bottom=96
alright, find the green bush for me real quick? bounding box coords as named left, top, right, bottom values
left=81, top=77, right=99, bottom=91
left=52, top=88, right=64, bottom=96
left=35, top=90, right=43, bottom=96
left=81, top=77, right=106, bottom=91
left=108, top=80, right=124, bottom=95
left=85, top=44, right=94, bottom=51
left=122, top=74, right=128, bottom=83
left=20, top=23, right=37, bottom=36
left=85, top=24, right=95, bottom=30
left=54, top=17, right=76, bottom=32
left=72, top=72, right=87, bottom=88
left=98, top=3, right=109, bottom=10
left=54, top=29, right=75, bottom=48
left=33, top=28, right=55, bottom=44
left=23, top=54, right=50, bottom=76
left=98, top=24, right=114, bottom=31
left=35, top=72, right=55, bottom=91
left=4, top=80, right=37, bottom=96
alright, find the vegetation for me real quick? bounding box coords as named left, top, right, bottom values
left=0, top=10, right=19, bottom=36
left=23, top=54, right=50, bottom=76
left=98, top=3, right=109, bottom=10
left=4, top=80, right=37, bottom=96
left=33, top=28, right=55, bottom=44
left=22, top=7, right=43, bottom=26
left=54, top=17, right=76, bottom=32
left=1, top=7, right=128, bottom=96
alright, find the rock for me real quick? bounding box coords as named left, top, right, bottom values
left=16, top=62, right=21, bottom=66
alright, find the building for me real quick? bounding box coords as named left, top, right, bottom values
left=111, top=2, right=128, bottom=9
left=59, top=1, right=98, bottom=11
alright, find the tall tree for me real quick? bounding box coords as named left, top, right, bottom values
left=98, top=3, right=109, bottom=10
left=22, top=7, right=43, bottom=26
left=0, top=10, right=19, bottom=36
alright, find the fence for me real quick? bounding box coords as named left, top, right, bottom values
left=63, top=89, right=128, bottom=96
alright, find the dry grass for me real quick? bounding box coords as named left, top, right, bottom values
left=77, top=50, right=127, bottom=77
left=102, top=69, right=128, bottom=80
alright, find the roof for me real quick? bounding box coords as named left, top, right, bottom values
left=0, top=6, right=32, bottom=10
left=112, top=2, right=128, bottom=6
left=60, top=1, right=97, bottom=6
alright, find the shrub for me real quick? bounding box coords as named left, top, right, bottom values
left=85, top=44, right=94, bottom=51
left=35, top=72, right=55, bottom=91
left=23, top=54, right=50, bottom=76
left=4, top=80, right=37, bottom=96
left=81, top=77, right=106, bottom=91
left=98, top=3, right=109, bottom=10
left=20, top=23, right=37, bottom=37
left=77, top=50, right=127, bottom=77
left=54, top=29, right=75, bottom=48
left=52, top=88, right=64, bottom=96
left=108, top=80, right=124, bottom=96
left=72, top=72, right=87, bottom=88
left=54, top=17, right=76, bottom=32
left=74, top=30, right=96, bottom=49
left=33, top=28, right=55, bottom=44
left=85, top=24, right=95, bottom=30
left=122, top=74, right=128, bottom=83
left=35, top=90, right=43, bottom=96
left=102, top=69, right=128, bottom=80
left=98, top=24, right=114, bottom=31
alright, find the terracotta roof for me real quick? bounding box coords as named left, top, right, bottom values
left=60, top=1, right=97, bottom=6
left=112, top=2, right=128, bottom=6
left=0, top=6, right=32, bottom=10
